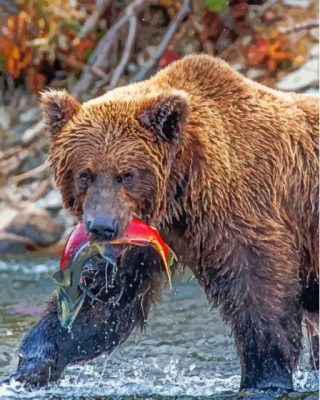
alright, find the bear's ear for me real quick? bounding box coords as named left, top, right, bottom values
left=40, top=89, right=81, bottom=137
left=141, top=94, right=188, bottom=142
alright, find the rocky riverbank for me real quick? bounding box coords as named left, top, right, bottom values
left=0, top=91, right=74, bottom=254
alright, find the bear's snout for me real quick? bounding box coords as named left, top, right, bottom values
left=86, top=216, right=119, bottom=241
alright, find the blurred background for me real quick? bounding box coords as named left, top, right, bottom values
left=0, top=0, right=318, bottom=255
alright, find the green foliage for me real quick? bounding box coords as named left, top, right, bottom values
left=204, top=0, right=228, bottom=13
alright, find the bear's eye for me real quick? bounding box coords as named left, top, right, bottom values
left=123, top=172, right=133, bottom=183
left=79, top=170, right=91, bottom=185
left=74, top=169, right=93, bottom=196
left=115, top=172, right=134, bottom=186
left=115, top=175, right=123, bottom=184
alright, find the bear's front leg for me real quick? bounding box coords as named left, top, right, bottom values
left=12, top=295, right=144, bottom=387
left=199, top=239, right=303, bottom=391
left=8, top=247, right=166, bottom=387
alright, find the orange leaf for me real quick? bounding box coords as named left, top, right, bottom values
left=26, top=68, right=46, bottom=92
left=247, top=39, right=269, bottom=66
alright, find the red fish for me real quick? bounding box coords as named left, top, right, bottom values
left=60, top=218, right=176, bottom=286
left=60, top=223, right=87, bottom=271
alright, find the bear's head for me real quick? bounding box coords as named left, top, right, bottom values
left=41, top=88, right=189, bottom=240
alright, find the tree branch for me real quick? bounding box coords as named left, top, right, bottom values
left=58, top=53, right=109, bottom=80
left=109, top=15, right=138, bottom=89
left=79, top=0, right=112, bottom=39
left=12, top=162, right=49, bottom=184
left=130, top=0, right=191, bottom=83
left=72, top=0, right=147, bottom=99
left=279, top=19, right=318, bottom=34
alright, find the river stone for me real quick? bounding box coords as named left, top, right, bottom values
left=35, top=189, right=63, bottom=210
left=6, top=208, right=65, bottom=246
left=236, top=389, right=279, bottom=400
left=303, top=395, right=319, bottom=400
left=238, top=394, right=274, bottom=400
left=19, top=107, right=40, bottom=124
left=0, top=231, right=35, bottom=254
left=277, top=59, right=318, bottom=91
left=0, top=206, right=18, bottom=231
left=288, top=393, right=304, bottom=399
left=282, top=0, right=311, bottom=7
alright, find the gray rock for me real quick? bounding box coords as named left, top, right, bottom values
left=17, top=151, right=44, bottom=175
left=277, top=59, right=319, bottom=91
left=0, top=207, right=18, bottom=231
left=6, top=208, right=65, bottom=246
left=11, top=122, right=34, bottom=135
left=0, top=107, right=11, bottom=130
left=282, top=0, right=311, bottom=7
left=309, top=45, right=319, bottom=58
left=303, top=88, right=320, bottom=95
left=310, top=28, right=319, bottom=42
left=19, top=107, right=40, bottom=124
left=237, top=389, right=278, bottom=400
left=288, top=392, right=303, bottom=399
left=240, top=394, right=275, bottom=400
left=303, top=395, right=319, bottom=400
left=0, top=231, right=35, bottom=254
left=21, top=121, right=45, bottom=145
left=35, top=189, right=63, bottom=210
left=57, top=208, right=76, bottom=233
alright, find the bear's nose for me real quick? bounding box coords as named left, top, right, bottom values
left=87, top=217, right=119, bottom=241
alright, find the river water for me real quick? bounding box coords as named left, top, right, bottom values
left=0, top=255, right=318, bottom=399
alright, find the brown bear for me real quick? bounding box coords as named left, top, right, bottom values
left=13, top=55, right=319, bottom=390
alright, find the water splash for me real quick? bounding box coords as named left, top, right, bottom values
left=0, top=258, right=318, bottom=399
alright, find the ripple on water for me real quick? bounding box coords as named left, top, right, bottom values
left=0, top=258, right=318, bottom=399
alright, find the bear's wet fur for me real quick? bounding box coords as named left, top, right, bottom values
left=35, top=54, right=319, bottom=389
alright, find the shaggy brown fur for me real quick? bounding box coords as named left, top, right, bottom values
left=41, top=54, right=319, bottom=390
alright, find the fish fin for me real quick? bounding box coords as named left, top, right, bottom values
left=58, top=288, right=86, bottom=329
left=52, top=270, right=71, bottom=287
